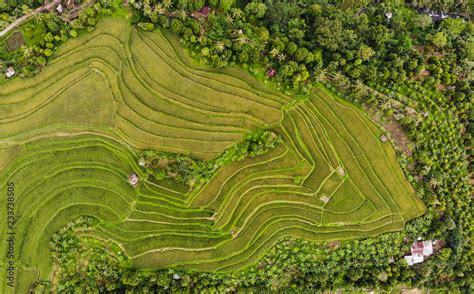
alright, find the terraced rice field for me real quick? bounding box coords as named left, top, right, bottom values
left=0, top=17, right=425, bottom=291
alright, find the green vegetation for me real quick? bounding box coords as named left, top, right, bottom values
left=0, top=0, right=471, bottom=291
left=142, top=130, right=281, bottom=186
left=0, top=16, right=426, bottom=292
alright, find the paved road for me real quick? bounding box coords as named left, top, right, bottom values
left=0, top=0, right=61, bottom=38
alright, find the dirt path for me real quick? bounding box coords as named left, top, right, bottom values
left=0, top=0, right=61, bottom=38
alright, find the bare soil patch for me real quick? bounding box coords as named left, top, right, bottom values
left=327, top=240, right=341, bottom=249
left=384, top=118, right=413, bottom=156
left=401, top=289, right=423, bottom=294
left=436, top=83, right=447, bottom=91
left=5, top=31, right=24, bottom=51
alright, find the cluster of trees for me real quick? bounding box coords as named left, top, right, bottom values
left=141, top=130, right=280, bottom=186
left=0, top=0, right=42, bottom=14
left=1, top=1, right=114, bottom=78
left=33, top=216, right=130, bottom=292
left=0, top=5, right=30, bottom=31
left=407, top=0, right=472, bottom=15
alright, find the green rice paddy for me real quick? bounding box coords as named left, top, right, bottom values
left=0, top=17, right=425, bottom=291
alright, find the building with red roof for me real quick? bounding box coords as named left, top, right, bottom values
left=404, top=240, right=435, bottom=266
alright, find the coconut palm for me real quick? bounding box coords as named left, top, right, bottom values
left=215, top=41, right=225, bottom=52
left=225, top=14, right=234, bottom=24
left=356, top=80, right=367, bottom=92
left=429, top=176, right=439, bottom=189
left=312, top=68, right=327, bottom=81
left=156, top=3, right=165, bottom=14
left=380, top=100, right=393, bottom=111
left=162, top=0, right=173, bottom=9
left=177, top=9, right=187, bottom=20
left=277, top=53, right=286, bottom=62
left=332, top=71, right=342, bottom=80
left=269, top=47, right=279, bottom=58
left=231, top=8, right=243, bottom=19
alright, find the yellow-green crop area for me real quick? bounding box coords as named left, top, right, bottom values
left=0, top=17, right=425, bottom=291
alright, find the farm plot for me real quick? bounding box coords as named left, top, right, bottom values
left=0, top=17, right=425, bottom=291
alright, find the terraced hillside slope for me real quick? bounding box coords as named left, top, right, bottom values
left=0, top=17, right=425, bottom=292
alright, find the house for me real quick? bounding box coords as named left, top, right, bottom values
left=404, top=240, right=435, bottom=266
left=404, top=254, right=423, bottom=266
left=320, top=195, right=330, bottom=203
left=380, top=134, right=388, bottom=143
left=411, top=241, right=424, bottom=256
left=200, top=6, right=211, bottom=17
left=422, top=240, right=433, bottom=255
left=5, top=66, right=15, bottom=78
left=138, top=158, right=146, bottom=166
left=56, top=4, right=63, bottom=13
left=385, top=12, right=392, bottom=19
left=336, top=166, right=345, bottom=177
left=266, top=68, right=276, bottom=78
left=128, top=173, right=139, bottom=187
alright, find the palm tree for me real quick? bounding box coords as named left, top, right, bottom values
left=177, top=9, right=187, bottom=20
left=421, top=165, right=431, bottom=175
left=225, top=14, right=234, bottom=24
left=156, top=3, right=165, bottom=15
left=353, top=80, right=368, bottom=98
left=429, top=176, right=439, bottom=189
left=269, top=47, right=279, bottom=58
left=215, top=41, right=225, bottom=52
left=380, top=100, right=392, bottom=111
left=231, top=8, right=243, bottom=19
left=143, top=3, right=152, bottom=16
left=312, top=68, right=327, bottom=81
left=333, top=71, right=343, bottom=81
left=277, top=53, right=286, bottom=62
left=162, top=0, right=173, bottom=9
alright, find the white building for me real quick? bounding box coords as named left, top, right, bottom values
left=422, top=240, right=433, bottom=256
left=404, top=240, right=435, bottom=266
left=5, top=66, right=15, bottom=78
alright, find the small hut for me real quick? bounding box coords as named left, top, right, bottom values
left=336, top=166, right=345, bottom=177
left=200, top=6, right=211, bottom=17
left=320, top=195, right=330, bottom=203
left=138, top=158, right=146, bottom=166
left=128, top=173, right=139, bottom=187
left=5, top=66, right=15, bottom=78
left=266, top=68, right=276, bottom=78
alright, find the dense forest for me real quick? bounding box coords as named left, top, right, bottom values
left=1, top=0, right=472, bottom=292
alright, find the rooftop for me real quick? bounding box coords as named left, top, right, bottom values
left=128, top=173, right=139, bottom=187
left=5, top=66, right=15, bottom=78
